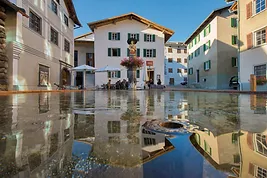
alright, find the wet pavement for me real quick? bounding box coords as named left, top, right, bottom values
left=0, top=91, right=266, bottom=178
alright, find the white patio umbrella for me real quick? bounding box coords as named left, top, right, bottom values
left=95, top=65, right=121, bottom=72
left=71, top=65, right=96, bottom=89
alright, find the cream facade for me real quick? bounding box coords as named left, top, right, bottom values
left=237, top=0, right=267, bottom=91
left=6, top=0, right=80, bottom=91
left=74, top=32, right=95, bottom=88
left=185, top=6, right=238, bottom=89
left=88, top=13, right=174, bottom=87
left=164, top=42, right=188, bottom=85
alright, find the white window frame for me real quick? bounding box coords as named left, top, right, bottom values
left=111, top=33, right=119, bottom=40
left=110, top=71, right=120, bottom=78
left=168, top=68, right=173, bottom=73
left=29, top=9, right=42, bottom=35
left=146, top=34, right=152, bottom=42
left=111, top=48, right=120, bottom=57
left=146, top=49, right=153, bottom=57
left=204, top=61, right=210, bottom=71
left=255, top=133, right=267, bottom=156
left=51, top=0, right=58, bottom=15
left=254, top=64, right=266, bottom=77
left=130, top=33, right=137, bottom=39
left=254, top=28, right=266, bottom=47
left=254, top=0, right=266, bottom=15
left=256, top=165, right=267, bottom=178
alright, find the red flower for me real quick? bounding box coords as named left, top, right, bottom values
left=120, top=57, right=144, bottom=69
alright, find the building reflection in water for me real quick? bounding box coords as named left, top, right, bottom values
left=0, top=91, right=267, bottom=177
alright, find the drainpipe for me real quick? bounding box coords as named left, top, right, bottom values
left=237, top=0, right=242, bottom=91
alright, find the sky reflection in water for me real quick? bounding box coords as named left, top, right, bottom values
left=0, top=91, right=266, bottom=178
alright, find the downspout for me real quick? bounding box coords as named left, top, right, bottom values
left=237, top=0, right=242, bottom=91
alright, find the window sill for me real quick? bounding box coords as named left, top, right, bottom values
left=24, top=24, right=44, bottom=39
left=204, top=69, right=210, bottom=71
left=252, top=43, right=267, bottom=49
left=251, top=9, right=267, bottom=19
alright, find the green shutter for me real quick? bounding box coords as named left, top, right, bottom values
left=128, top=33, right=131, bottom=40
left=108, top=48, right=111, bottom=56
left=232, top=35, right=236, bottom=45
left=118, top=48, right=121, bottom=57
left=144, top=34, right=147, bottom=42
left=136, top=70, right=140, bottom=78
left=208, top=41, right=210, bottom=48
left=127, top=48, right=130, bottom=57
left=152, top=34, right=155, bottom=42
left=137, top=34, right=139, bottom=41
left=108, top=72, right=111, bottom=78
left=232, top=57, right=236, bottom=67
left=117, top=71, right=121, bottom=78
left=108, top=32, right=111, bottom=40
left=143, top=49, right=146, bottom=57
left=137, top=48, right=140, bottom=57
left=208, top=24, right=211, bottom=33
left=208, top=60, right=211, bottom=69
left=153, top=49, right=156, bottom=57
left=204, top=29, right=206, bottom=37
left=231, top=18, right=237, bottom=27
left=204, top=62, right=206, bottom=70
left=203, top=44, right=206, bottom=51
left=118, top=33, right=120, bottom=40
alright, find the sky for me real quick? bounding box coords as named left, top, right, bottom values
left=73, top=0, right=228, bottom=42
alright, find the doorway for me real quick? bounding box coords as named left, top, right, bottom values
left=61, top=68, right=71, bottom=85
left=196, top=70, right=200, bottom=83
left=169, top=78, right=174, bottom=85
left=147, top=70, right=154, bottom=82
left=76, top=72, right=83, bottom=87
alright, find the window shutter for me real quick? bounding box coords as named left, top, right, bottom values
left=144, top=34, right=147, bottom=42
left=136, top=70, right=140, bottom=78
left=108, top=72, right=111, bottom=78
left=246, top=2, right=252, bottom=19
left=153, top=49, right=156, bottom=57
left=127, top=48, right=130, bottom=57
left=208, top=24, right=211, bottom=33
left=118, top=48, right=121, bottom=57
left=231, top=18, right=234, bottom=27
left=108, top=48, right=111, bottom=56
left=208, top=60, right=211, bottom=69
left=232, top=35, right=235, bottom=45
left=152, top=34, right=155, bottom=42
left=137, top=48, right=140, bottom=57
left=247, top=33, right=253, bottom=49
left=137, top=34, right=139, bottom=41
left=204, top=29, right=206, bottom=37
left=117, top=71, right=121, bottom=78
left=108, top=32, right=111, bottom=40
left=128, top=33, right=131, bottom=40
left=118, top=33, right=120, bottom=40
left=204, top=62, right=206, bottom=70
left=143, top=49, right=146, bottom=57
left=232, top=57, right=236, bottom=67
left=203, top=44, right=206, bottom=51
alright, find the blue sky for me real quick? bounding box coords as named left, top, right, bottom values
left=73, top=0, right=227, bottom=42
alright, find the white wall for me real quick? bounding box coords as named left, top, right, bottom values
left=94, top=20, right=165, bottom=87
left=164, top=44, right=188, bottom=85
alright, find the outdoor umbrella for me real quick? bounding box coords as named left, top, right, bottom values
left=71, top=65, right=97, bottom=89
left=95, top=65, right=121, bottom=72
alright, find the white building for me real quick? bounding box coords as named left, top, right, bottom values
left=74, top=32, right=95, bottom=88
left=164, top=42, right=187, bottom=86
left=185, top=6, right=238, bottom=89
left=6, top=0, right=81, bottom=91
left=87, top=13, right=174, bottom=87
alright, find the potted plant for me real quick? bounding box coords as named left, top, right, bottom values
left=256, top=76, right=267, bottom=85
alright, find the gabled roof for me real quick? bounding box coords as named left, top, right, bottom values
left=185, top=5, right=232, bottom=44
left=87, top=13, right=175, bottom=42
left=74, top=32, right=94, bottom=43
left=63, top=0, right=81, bottom=27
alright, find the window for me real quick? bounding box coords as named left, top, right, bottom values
left=232, top=133, right=239, bottom=144
left=232, top=57, right=237, bottom=67
left=255, top=134, right=267, bottom=156
left=39, top=65, right=49, bottom=86
left=191, top=53, right=193, bottom=59
left=50, top=27, right=58, bottom=45
left=184, top=49, right=187, bottom=53
left=107, top=121, right=120, bottom=133
left=108, top=71, right=121, bottom=78
left=188, top=68, right=193, bottom=75
left=86, top=53, right=94, bottom=67
left=168, top=68, right=173, bottom=73
left=194, top=47, right=201, bottom=57
left=64, top=14, right=68, bottom=27
left=177, top=49, right=181, bottom=53
left=143, top=49, right=156, bottom=57
left=184, top=69, right=187, bottom=73
left=177, top=58, right=181, bottom=63
left=204, top=60, right=211, bottom=71
left=177, top=69, right=182, bottom=73
left=255, top=0, right=266, bottom=14
left=255, top=28, right=266, bottom=46
left=108, top=48, right=121, bottom=57
left=233, top=154, right=240, bottom=164
left=204, top=40, right=211, bottom=51
left=231, top=18, right=237, bottom=28
left=168, top=48, right=172, bottom=53
left=204, top=140, right=212, bottom=155
left=257, top=166, right=267, bottom=178
left=254, top=64, right=266, bottom=77
left=232, top=35, right=238, bottom=45
left=144, top=34, right=155, bottom=42
left=128, top=33, right=139, bottom=41
left=64, top=39, right=70, bottom=53
left=184, top=58, right=187, bottom=63
left=74, top=50, right=78, bottom=67
left=168, top=58, right=173, bottom=63
left=29, top=10, right=42, bottom=34
left=144, top=138, right=156, bottom=146
left=108, top=32, right=120, bottom=40
left=51, top=0, right=58, bottom=15
left=195, top=35, right=200, bottom=44
left=204, top=24, right=211, bottom=37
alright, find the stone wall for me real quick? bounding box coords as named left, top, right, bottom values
left=0, top=6, right=8, bottom=91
